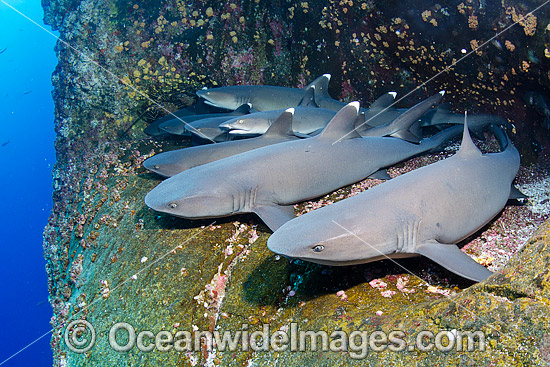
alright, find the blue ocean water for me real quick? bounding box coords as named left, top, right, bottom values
left=0, top=1, right=57, bottom=366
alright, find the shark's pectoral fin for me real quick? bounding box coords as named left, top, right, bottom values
left=416, top=241, right=492, bottom=282
left=230, top=103, right=252, bottom=115
left=368, top=169, right=391, bottom=180
left=253, top=204, right=296, bottom=231
left=509, top=185, right=528, bottom=201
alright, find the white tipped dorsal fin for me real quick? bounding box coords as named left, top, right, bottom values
left=305, top=74, right=331, bottom=98
left=369, top=92, right=397, bottom=110
left=318, top=102, right=362, bottom=140
left=458, top=111, right=482, bottom=157
left=262, top=108, right=295, bottom=138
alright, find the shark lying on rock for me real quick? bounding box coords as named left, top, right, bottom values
left=145, top=91, right=445, bottom=177
left=267, top=116, right=521, bottom=282
left=220, top=91, right=413, bottom=137
left=145, top=96, right=461, bottom=231
left=144, top=109, right=299, bottom=177
left=420, top=103, right=512, bottom=136
left=158, top=104, right=251, bottom=136
left=197, top=74, right=347, bottom=112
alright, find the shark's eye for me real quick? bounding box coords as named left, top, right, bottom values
left=237, top=120, right=244, bottom=124
left=168, top=203, right=178, bottom=209
left=153, top=165, right=160, bottom=170
left=312, top=245, right=325, bottom=252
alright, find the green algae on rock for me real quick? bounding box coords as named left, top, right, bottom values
left=41, top=0, right=550, bottom=365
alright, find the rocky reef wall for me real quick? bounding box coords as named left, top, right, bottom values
left=42, top=0, right=550, bottom=365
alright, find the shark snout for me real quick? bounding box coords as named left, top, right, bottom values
left=143, top=156, right=160, bottom=172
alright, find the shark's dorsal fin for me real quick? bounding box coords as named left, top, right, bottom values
left=369, top=92, right=397, bottom=110
left=262, top=108, right=294, bottom=138
left=457, top=112, right=482, bottom=157
left=298, top=86, right=318, bottom=107
left=318, top=102, right=362, bottom=140
left=305, top=74, right=331, bottom=98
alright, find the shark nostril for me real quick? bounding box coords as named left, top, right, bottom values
left=154, top=165, right=160, bottom=170
left=312, top=245, right=325, bottom=252
left=168, top=203, right=177, bottom=209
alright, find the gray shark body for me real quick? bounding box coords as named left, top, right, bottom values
left=197, top=74, right=346, bottom=112
left=158, top=104, right=251, bottom=136
left=145, top=92, right=441, bottom=177
left=221, top=91, right=435, bottom=142
left=185, top=116, right=237, bottom=142
left=420, top=103, right=512, bottom=134
left=145, top=100, right=461, bottom=231
left=267, top=119, right=520, bottom=282
left=144, top=110, right=299, bottom=177
left=220, top=106, right=337, bottom=136
left=144, top=107, right=197, bottom=136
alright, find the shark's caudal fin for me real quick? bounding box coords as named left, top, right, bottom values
left=487, top=124, right=510, bottom=152
left=261, top=108, right=295, bottom=138
left=253, top=204, right=296, bottom=231
left=298, top=86, right=318, bottom=108
left=416, top=241, right=493, bottom=282
left=387, top=91, right=445, bottom=143
left=318, top=102, right=362, bottom=140
left=305, top=74, right=331, bottom=98
left=457, top=112, right=482, bottom=157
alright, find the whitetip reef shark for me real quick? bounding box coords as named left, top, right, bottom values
left=144, top=93, right=439, bottom=177
left=196, top=74, right=347, bottom=111
left=219, top=90, right=414, bottom=138
left=145, top=94, right=461, bottom=231
left=144, top=109, right=299, bottom=177
left=267, top=116, right=522, bottom=282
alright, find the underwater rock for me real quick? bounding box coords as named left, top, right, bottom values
left=41, top=0, right=550, bottom=365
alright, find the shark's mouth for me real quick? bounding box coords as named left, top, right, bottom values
left=227, top=128, right=252, bottom=135
left=202, top=99, right=220, bottom=107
